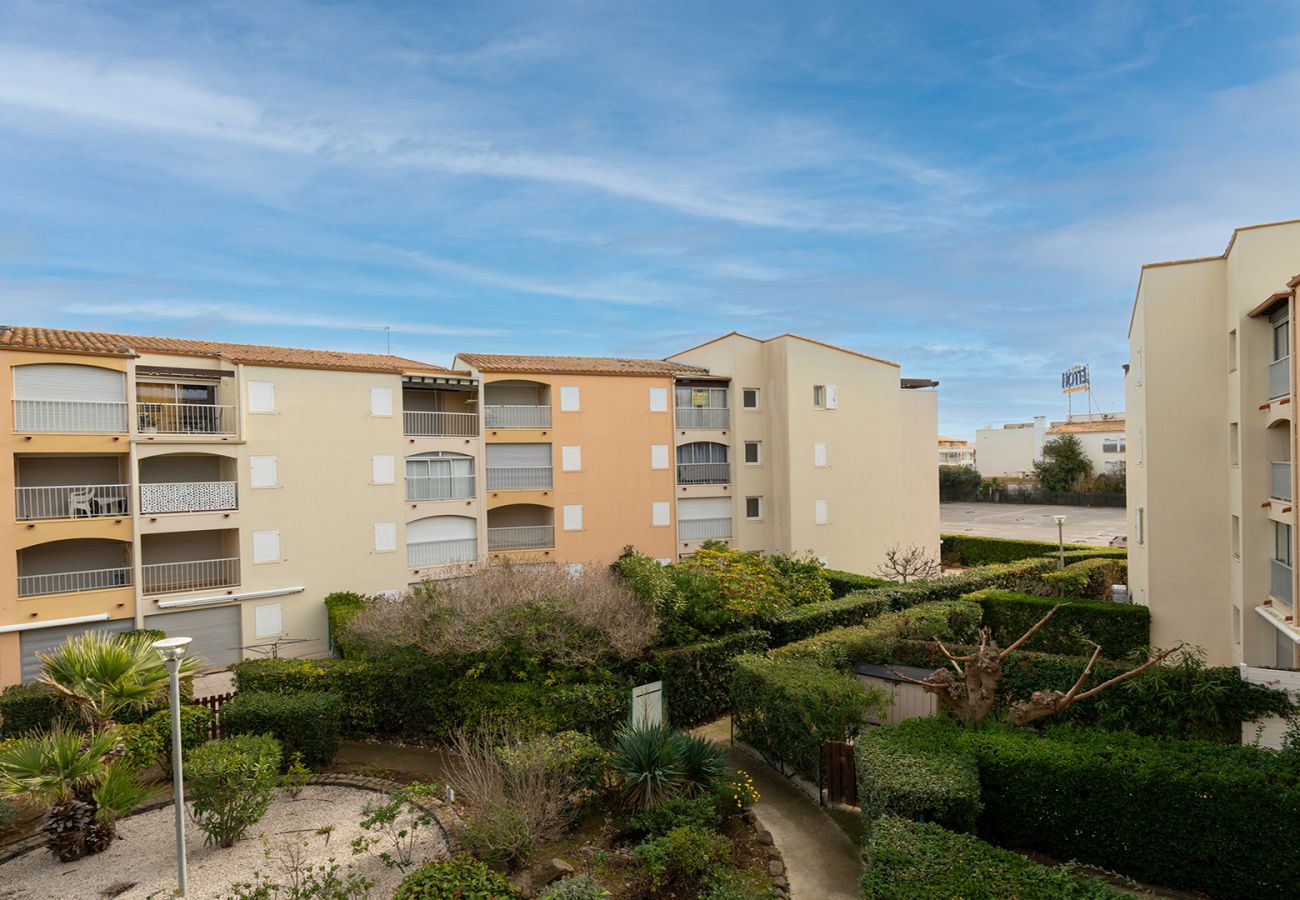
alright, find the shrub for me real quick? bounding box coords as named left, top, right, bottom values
left=452, top=680, right=628, bottom=743
left=823, top=569, right=893, bottom=598
left=940, top=534, right=1114, bottom=567
left=718, top=769, right=759, bottom=813
left=633, top=825, right=731, bottom=894
left=540, top=874, right=609, bottom=900
left=1039, top=557, right=1128, bottom=600
left=644, top=629, right=768, bottom=727
left=965, top=589, right=1150, bottom=657
left=496, top=730, right=608, bottom=797
left=393, top=854, right=517, bottom=899
left=611, top=547, right=674, bottom=612
left=860, top=815, right=1125, bottom=899
left=0, top=797, right=16, bottom=835
left=145, top=704, right=212, bottom=768
left=766, top=592, right=890, bottom=646
left=186, top=733, right=282, bottom=847
left=772, top=600, right=982, bottom=669
left=323, top=591, right=368, bottom=656
left=877, top=717, right=1300, bottom=899
left=766, top=551, right=833, bottom=606
left=355, top=782, right=440, bottom=870
left=674, top=547, right=799, bottom=623
left=220, top=691, right=341, bottom=767
left=856, top=730, right=981, bottom=836
left=0, top=683, right=69, bottom=738
left=622, top=794, right=723, bottom=837
left=609, top=722, right=726, bottom=810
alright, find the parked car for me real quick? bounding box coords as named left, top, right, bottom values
left=1108, top=534, right=1127, bottom=547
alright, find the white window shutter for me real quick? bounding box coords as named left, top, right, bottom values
left=250, top=456, right=278, bottom=488
left=650, top=445, right=669, bottom=469
left=825, top=384, right=838, bottom=409
left=374, top=522, right=398, bottom=552
left=254, top=603, right=283, bottom=637
left=370, top=387, right=394, bottom=417
left=814, top=442, right=828, bottom=468
left=563, top=504, right=584, bottom=531
left=649, top=387, right=668, bottom=412
left=652, top=501, right=671, bottom=526
left=248, top=381, right=276, bottom=413
left=252, top=530, right=281, bottom=563
left=815, top=499, right=829, bottom=525
left=372, top=455, right=395, bottom=484
left=559, top=386, right=581, bottom=412
left=562, top=446, right=583, bottom=472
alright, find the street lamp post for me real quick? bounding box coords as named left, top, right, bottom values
left=1053, top=515, right=1067, bottom=569
left=153, top=637, right=193, bottom=897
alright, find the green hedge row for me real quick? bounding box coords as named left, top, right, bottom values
left=220, top=691, right=342, bottom=767
left=1039, top=557, right=1127, bottom=600
left=856, top=730, right=981, bottom=836
left=642, top=629, right=769, bottom=728
left=876, top=718, right=1300, bottom=899
left=765, top=592, right=891, bottom=646
left=860, top=816, right=1125, bottom=900
left=771, top=600, right=982, bottom=669
left=322, top=591, right=367, bottom=656
left=0, top=683, right=69, bottom=738
left=964, top=589, right=1150, bottom=658
left=823, top=569, right=893, bottom=598
left=940, top=534, right=1122, bottom=566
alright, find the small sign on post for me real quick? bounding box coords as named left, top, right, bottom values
left=632, top=681, right=663, bottom=727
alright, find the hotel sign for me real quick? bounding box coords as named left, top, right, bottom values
left=1062, top=365, right=1090, bottom=394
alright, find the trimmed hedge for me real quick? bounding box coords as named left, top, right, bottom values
left=877, top=718, right=1300, bottom=899
left=771, top=600, right=982, bottom=669
left=1039, top=557, right=1127, bottom=600
left=0, top=683, right=69, bottom=738
left=765, top=592, right=890, bottom=647
left=451, top=679, right=627, bottom=742
left=965, top=589, right=1149, bottom=658
left=941, top=534, right=1121, bottom=567
left=856, top=730, right=981, bottom=837
left=860, top=816, right=1125, bottom=900
left=644, top=629, right=769, bottom=728
left=220, top=690, right=342, bottom=767
left=823, top=569, right=893, bottom=598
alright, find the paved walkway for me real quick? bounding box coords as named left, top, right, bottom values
left=697, top=719, right=862, bottom=900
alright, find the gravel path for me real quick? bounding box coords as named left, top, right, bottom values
left=0, top=785, right=448, bottom=899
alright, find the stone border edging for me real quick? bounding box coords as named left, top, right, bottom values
left=742, top=807, right=791, bottom=898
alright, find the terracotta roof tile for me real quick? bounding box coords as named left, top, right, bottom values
left=1049, top=419, right=1125, bottom=434
left=0, top=326, right=455, bottom=375
left=456, top=352, right=707, bottom=377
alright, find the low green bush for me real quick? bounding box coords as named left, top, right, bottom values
left=856, top=730, right=981, bottom=837
left=610, top=723, right=728, bottom=810
left=187, top=733, right=282, bottom=848
left=860, top=815, right=1125, bottom=899
left=540, top=874, right=609, bottom=900
left=0, top=683, right=69, bottom=737
left=497, top=730, right=608, bottom=795
left=940, top=534, right=1117, bottom=566
left=451, top=679, right=627, bottom=742
left=771, top=600, right=982, bottom=669
left=220, top=691, right=341, bottom=767
left=644, top=629, right=769, bottom=727
left=823, top=570, right=893, bottom=598
left=634, top=825, right=732, bottom=894
left=121, top=704, right=212, bottom=770
left=323, top=591, right=368, bottom=656
left=622, top=794, right=723, bottom=837
left=765, top=592, right=890, bottom=646
left=1039, top=557, right=1127, bottom=600
left=965, top=589, right=1149, bottom=657
left=393, top=854, right=517, bottom=899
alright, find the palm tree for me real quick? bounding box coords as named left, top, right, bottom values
left=38, top=631, right=204, bottom=730
left=0, top=727, right=153, bottom=860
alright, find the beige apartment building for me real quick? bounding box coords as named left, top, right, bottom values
left=938, top=436, right=976, bottom=467
left=1127, top=219, right=1300, bottom=688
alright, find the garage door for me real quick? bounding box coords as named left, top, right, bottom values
left=19, top=619, right=134, bottom=683
left=144, top=606, right=242, bottom=671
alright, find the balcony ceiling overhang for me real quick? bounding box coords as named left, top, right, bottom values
left=403, top=374, right=478, bottom=390
left=1248, top=291, right=1293, bottom=319
left=136, top=365, right=235, bottom=379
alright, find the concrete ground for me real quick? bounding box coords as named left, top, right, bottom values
left=940, top=501, right=1126, bottom=546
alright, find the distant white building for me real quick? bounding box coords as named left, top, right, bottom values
left=938, top=435, right=976, bottom=467
left=1047, top=413, right=1126, bottom=477
left=975, top=413, right=1124, bottom=479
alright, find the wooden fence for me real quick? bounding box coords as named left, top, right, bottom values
left=193, top=692, right=233, bottom=740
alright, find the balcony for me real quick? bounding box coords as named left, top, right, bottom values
left=137, top=402, right=236, bottom=435
left=15, top=484, right=130, bottom=520
left=142, top=557, right=240, bottom=594
left=18, top=566, right=131, bottom=598
left=677, top=462, right=731, bottom=485
left=1272, top=461, right=1292, bottom=502
left=679, top=517, right=732, bottom=541
left=403, top=410, right=479, bottom=437
left=13, top=400, right=128, bottom=433
left=675, top=407, right=730, bottom=429
left=1270, top=357, right=1290, bottom=400
left=487, top=525, right=555, bottom=551
left=17, top=537, right=132, bottom=597
left=139, top=481, right=238, bottom=514
left=407, top=537, right=478, bottom=567
left=484, top=405, right=552, bottom=429
left=486, top=466, right=553, bottom=491
left=1271, top=558, right=1293, bottom=608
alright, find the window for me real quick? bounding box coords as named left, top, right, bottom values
left=559, top=386, right=581, bottom=412
left=1231, top=515, right=1241, bottom=560
left=247, top=381, right=276, bottom=413
left=255, top=603, right=283, bottom=638
left=561, top=445, right=583, bottom=472
left=675, top=386, right=727, bottom=409
left=1274, top=318, right=1290, bottom=364
left=650, top=444, right=669, bottom=470
left=742, top=388, right=760, bottom=410
left=745, top=496, right=763, bottom=520
left=814, top=499, right=829, bottom=525
left=372, top=455, right=395, bottom=484
left=250, top=455, right=278, bottom=488
left=744, top=441, right=761, bottom=465
left=1230, top=422, right=1239, bottom=467
left=252, top=530, right=281, bottom=563
left=563, top=504, right=584, bottom=531
left=1228, top=329, right=1238, bottom=372
left=813, top=385, right=826, bottom=407
left=651, top=501, right=671, bottom=526
left=814, top=441, right=828, bottom=468
left=374, top=522, right=397, bottom=553
left=1102, top=437, right=1125, bottom=454
left=370, top=387, right=393, bottom=417
left=1274, top=521, right=1292, bottom=567
left=1134, top=507, right=1144, bottom=545
left=405, top=452, right=475, bottom=500
left=649, top=387, right=668, bottom=412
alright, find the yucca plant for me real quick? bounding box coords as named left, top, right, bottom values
left=0, top=727, right=153, bottom=861
left=38, top=631, right=204, bottom=730
left=610, top=722, right=683, bottom=810
left=673, top=733, right=728, bottom=799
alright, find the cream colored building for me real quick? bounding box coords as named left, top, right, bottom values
left=938, top=436, right=976, bottom=467
left=975, top=417, right=1046, bottom=478
left=1046, top=413, right=1126, bottom=477
left=1127, top=219, right=1300, bottom=678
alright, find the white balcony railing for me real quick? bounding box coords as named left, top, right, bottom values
left=1271, top=462, right=1292, bottom=502
left=1271, top=558, right=1293, bottom=608
left=15, top=484, right=130, bottom=520
left=403, top=410, right=479, bottom=437
left=675, top=407, right=730, bottom=429
left=142, top=557, right=240, bottom=594
left=406, top=474, right=476, bottom=502
left=484, top=405, right=552, bottom=429
left=677, top=462, right=731, bottom=485
left=13, top=400, right=128, bottom=433
left=139, top=481, right=238, bottom=514
left=1270, top=357, right=1290, bottom=400
left=486, top=466, right=553, bottom=490
left=18, top=566, right=132, bottom=597
left=137, top=403, right=237, bottom=435
left=407, top=538, right=478, bottom=567
left=487, top=525, right=555, bottom=551
left=679, top=517, right=732, bottom=540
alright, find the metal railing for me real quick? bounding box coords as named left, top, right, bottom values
left=142, top=557, right=240, bottom=594
left=406, top=474, right=476, bottom=502
left=675, top=407, right=730, bottom=429
left=139, top=481, right=238, bottom=514
left=407, top=538, right=479, bottom=567
left=484, top=405, right=552, bottom=428
left=679, top=517, right=732, bottom=540
left=1271, top=558, right=1293, bottom=608
left=18, top=566, right=132, bottom=597
left=1271, top=462, right=1292, bottom=502
left=403, top=410, right=479, bottom=437
left=13, top=399, right=128, bottom=433
left=677, top=462, right=731, bottom=485
left=1270, top=357, right=1290, bottom=400
left=486, top=466, right=553, bottom=490
left=137, top=402, right=237, bottom=435
left=487, top=525, right=555, bottom=551
left=15, top=484, right=130, bottom=520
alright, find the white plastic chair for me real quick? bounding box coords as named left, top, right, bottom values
left=68, top=487, right=96, bottom=518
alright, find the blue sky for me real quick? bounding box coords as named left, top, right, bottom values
left=2, top=1, right=1299, bottom=437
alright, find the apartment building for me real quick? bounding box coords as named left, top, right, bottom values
left=938, top=436, right=976, bottom=467
left=975, top=414, right=1124, bottom=479
left=1127, top=219, right=1300, bottom=678
left=0, top=326, right=482, bottom=685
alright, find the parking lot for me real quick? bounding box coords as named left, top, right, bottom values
left=940, top=502, right=1126, bottom=546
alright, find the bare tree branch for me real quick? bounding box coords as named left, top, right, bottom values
left=996, top=605, right=1062, bottom=660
